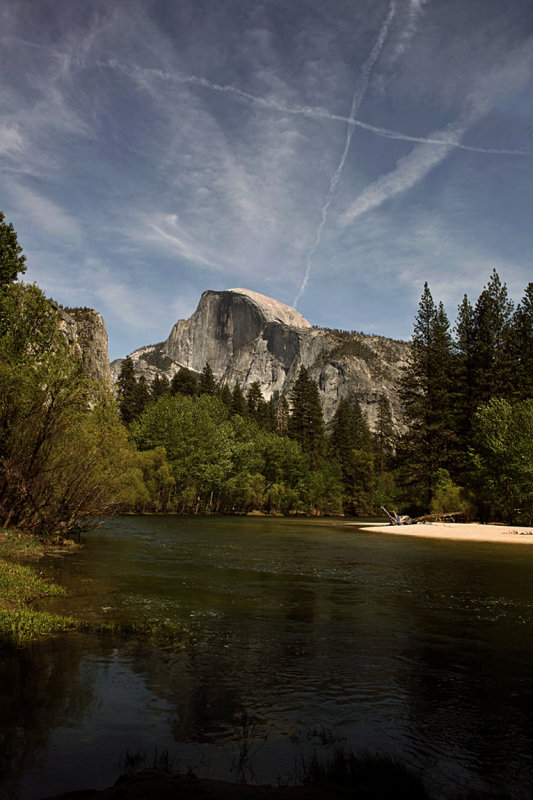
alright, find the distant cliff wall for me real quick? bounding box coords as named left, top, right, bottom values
left=110, top=288, right=410, bottom=431
left=57, top=305, right=112, bottom=387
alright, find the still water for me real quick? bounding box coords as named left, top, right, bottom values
left=2, top=516, right=533, bottom=799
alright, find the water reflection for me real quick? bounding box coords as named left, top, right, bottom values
left=2, top=517, right=533, bottom=799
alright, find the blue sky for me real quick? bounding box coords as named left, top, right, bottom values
left=1, top=0, right=532, bottom=360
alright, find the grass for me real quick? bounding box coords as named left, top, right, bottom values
left=0, top=552, right=77, bottom=647
left=0, top=528, right=186, bottom=650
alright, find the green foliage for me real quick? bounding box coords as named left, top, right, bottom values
left=329, top=396, right=375, bottom=514
left=170, top=366, right=198, bottom=396
left=151, top=373, right=170, bottom=400
left=0, top=211, right=26, bottom=286
left=199, top=362, right=217, bottom=396
left=471, top=269, right=515, bottom=403
left=429, top=469, right=476, bottom=518
left=0, top=559, right=74, bottom=647
left=398, top=284, right=456, bottom=507
left=288, top=367, right=326, bottom=468
left=117, top=356, right=138, bottom=424
left=0, top=283, right=137, bottom=537
left=230, top=381, right=247, bottom=416
left=511, top=282, right=533, bottom=400
left=469, top=398, right=533, bottom=524
left=129, top=388, right=342, bottom=515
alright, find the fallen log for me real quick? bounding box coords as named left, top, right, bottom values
left=413, top=511, right=467, bottom=524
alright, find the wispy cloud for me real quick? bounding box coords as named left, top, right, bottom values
left=100, top=57, right=527, bottom=158
left=141, top=214, right=225, bottom=271
left=6, top=182, right=81, bottom=240
left=293, top=0, right=397, bottom=307
left=339, top=37, right=533, bottom=228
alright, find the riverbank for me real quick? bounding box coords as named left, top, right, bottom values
left=0, top=530, right=77, bottom=646
left=356, top=521, right=533, bottom=543
left=42, top=754, right=432, bottom=800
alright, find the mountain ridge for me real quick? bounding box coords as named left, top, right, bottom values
left=110, top=288, right=410, bottom=431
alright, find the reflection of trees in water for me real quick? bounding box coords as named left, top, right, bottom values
left=0, top=635, right=100, bottom=799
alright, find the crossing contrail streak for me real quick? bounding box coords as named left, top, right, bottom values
left=292, top=0, right=397, bottom=307
left=103, top=59, right=528, bottom=156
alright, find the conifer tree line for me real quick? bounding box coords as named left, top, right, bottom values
left=1, top=210, right=531, bottom=533
left=396, top=270, right=533, bottom=523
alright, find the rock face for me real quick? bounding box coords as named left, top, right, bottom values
left=111, top=288, right=410, bottom=431
left=56, top=305, right=112, bottom=387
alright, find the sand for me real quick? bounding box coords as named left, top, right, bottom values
left=355, top=521, right=533, bottom=544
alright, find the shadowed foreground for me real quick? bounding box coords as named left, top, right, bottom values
left=42, top=760, right=431, bottom=800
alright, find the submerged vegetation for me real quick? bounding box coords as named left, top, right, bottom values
left=0, top=532, right=75, bottom=646
left=0, top=530, right=186, bottom=648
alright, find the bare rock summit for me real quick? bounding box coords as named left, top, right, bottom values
left=111, top=288, right=410, bottom=431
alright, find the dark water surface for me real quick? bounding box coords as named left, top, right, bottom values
left=2, top=516, right=533, bottom=799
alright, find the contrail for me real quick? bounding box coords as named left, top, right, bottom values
left=292, top=0, right=397, bottom=307
left=102, top=58, right=528, bottom=156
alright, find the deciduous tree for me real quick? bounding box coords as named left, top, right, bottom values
left=0, top=211, right=26, bottom=286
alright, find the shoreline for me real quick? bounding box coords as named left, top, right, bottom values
left=354, top=521, right=533, bottom=544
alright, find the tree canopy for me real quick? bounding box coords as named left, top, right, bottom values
left=0, top=212, right=26, bottom=287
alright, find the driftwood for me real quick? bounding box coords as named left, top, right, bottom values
left=413, top=511, right=467, bottom=524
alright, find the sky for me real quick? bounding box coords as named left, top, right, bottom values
left=1, top=0, right=532, bottom=360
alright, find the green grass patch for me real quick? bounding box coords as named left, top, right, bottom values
left=0, top=608, right=76, bottom=647
left=0, top=560, right=66, bottom=605
left=0, top=529, right=186, bottom=650
left=0, top=528, right=45, bottom=560
left=0, top=558, right=74, bottom=647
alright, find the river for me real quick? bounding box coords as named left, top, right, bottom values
left=2, top=516, right=533, bottom=799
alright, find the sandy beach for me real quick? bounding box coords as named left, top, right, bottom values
left=356, top=521, right=533, bottom=544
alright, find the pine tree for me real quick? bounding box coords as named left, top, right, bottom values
left=0, top=211, right=27, bottom=286
left=117, top=356, right=138, bottom=425
left=288, top=367, right=325, bottom=468
left=275, top=393, right=290, bottom=434
left=151, top=373, right=170, bottom=400
left=218, top=383, right=232, bottom=409
left=329, top=395, right=375, bottom=514
left=134, top=375, right=151, bottom=418
left=199, top=362, right=217, bottom=396
left=453, top=294, right=477, bottom=458
left=230, top=382, right=247, bottom=416
left=170, top=367, right=198, bottom=396
left=471, top=269, right=514, bottom=402
left=246, top=381, right=264, bottom=416
left=399, top=284, right=456, bottom=508
left=374, top=393, right=394, bottom=475
left=511, top=283, right=533, bottom=400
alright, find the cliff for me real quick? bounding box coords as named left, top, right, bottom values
left=110, top=288, right=410, bottom=430
left=56, top=305, right=112, bottom=387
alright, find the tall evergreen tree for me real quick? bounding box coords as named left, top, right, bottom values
left=151, top=373, right=170, bottom=400
left=288, top=367, right=325, bottom=468
left=230, top=381, right=247, bottom=416
left=199, top=362, right=217, bottom=396
left=0, top=211, right=26, bottom=286
left=511, top=282, right=533, bottom=400
left=471, top=269, right=514, bottom=402
left=374, top=393, right=395, bottom=475
left=218, top=383, right=233, bottom=409
left=170, top=367, right=198, bottom=396
left=453, top=294, right=477, bottom=458
left=134, top=375, right=151, bottom=418
left=329, top=395, right=375, bottom=514
left=399, top=284, right=456, bottom=508
left=246, top=381, right=264, bottom=416
left=117, top=356, right=139, bottom=425
left=275, top=393, right=290, bottom=435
